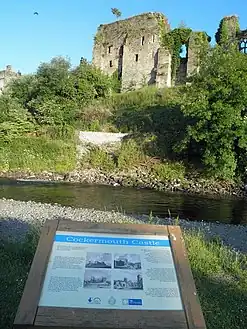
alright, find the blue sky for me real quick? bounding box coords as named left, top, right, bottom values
left=0, top=1, right=245, bottom=74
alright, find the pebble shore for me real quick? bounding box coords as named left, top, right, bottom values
left=0, top=198, right=247, bottom=253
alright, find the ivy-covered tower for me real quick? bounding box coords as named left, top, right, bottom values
left=215, top=15, right=240, bottom=46
left=215, top=15, right=247, bottom=54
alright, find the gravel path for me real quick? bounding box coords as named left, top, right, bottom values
left=0, top=198, right=247, bottom=253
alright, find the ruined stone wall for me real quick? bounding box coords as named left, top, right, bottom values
left=92, top=12, right=216, bottom=90
left=92, top=12, right=171, bottom=91
left=186, top=35, right=199, bottom=78
left=92, top=21, right=127, bottom=77
left=186, top=32, right=209, bottom=78
left=0, top=65, right=20, bottom=94
left=156, top=48, right=172, bottom=88
left=215, top=15, right=240, bottom=46
left=121, top=30, right=161, bottom=91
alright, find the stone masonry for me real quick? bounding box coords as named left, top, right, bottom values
left=92, top=12, right=246, bottom=92
left=0, top=65, right=21, bottom=94
left=92, top=12, right=172, bottom=92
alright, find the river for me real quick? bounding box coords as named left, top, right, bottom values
left=0, top=178, right=246, bottom=225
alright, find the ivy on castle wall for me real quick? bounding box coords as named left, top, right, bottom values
left=161, top=27, right=192, bottom=82
left=159, top=23, right=211, bottom=83
left=190, top=32, right=211, bottom=63
left=157, top=15, right=170, bottom=41
left=94, top=30, right=104, bottom=45
left=215, top=16, right=240, bottom=47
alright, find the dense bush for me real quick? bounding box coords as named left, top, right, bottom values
left=0, top=95, right=35, bottom=141
left=177, top=45, right=247, bottom=180
left=151, top=161, right=186, bottom=181
left=4, top=57, right=118, bottom=137
left=117, top=139, right=146, bottom=169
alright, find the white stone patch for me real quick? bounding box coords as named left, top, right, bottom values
left=79, top=131, right=128, bottom=146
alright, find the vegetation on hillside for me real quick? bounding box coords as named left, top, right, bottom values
left=1, top=40, right=247, bottom=184
left=0, top=57, right=118, bottom=173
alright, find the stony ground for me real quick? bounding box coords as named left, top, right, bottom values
left=78, top=131, right=128, bottom=145
left=0, top=198, right=246, bottom=253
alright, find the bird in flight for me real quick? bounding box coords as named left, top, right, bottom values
left=34, top=12, right=39, bottom=15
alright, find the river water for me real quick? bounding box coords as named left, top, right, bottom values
left=0, top=179, right=246, bottom=225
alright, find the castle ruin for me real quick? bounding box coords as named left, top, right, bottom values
left=0, top=65, right=21, bottom=94
left=92, top=13, right=203, bottom=92
left=92, top=12, right=246, bottom=92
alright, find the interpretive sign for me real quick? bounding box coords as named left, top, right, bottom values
left=39, top=231, right=183, bottom=311
left=14, top=220, right=207, bottom=329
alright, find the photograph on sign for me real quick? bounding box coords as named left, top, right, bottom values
left=113, top=271, right=143, bottom=290
left=38, top=232, right=183, bottom=311
left=85, top=252, right=112, bottom=269
left=114, top=253, right=141, bottom=270
left=84, top=270, right=111, bottom=289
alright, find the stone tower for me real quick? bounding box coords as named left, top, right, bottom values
left=0, top=65, right=21, bottom=94
left=92, top=12, right=172, bottom=92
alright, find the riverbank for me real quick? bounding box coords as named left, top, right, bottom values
left=1, top=167, right=246, bottom=199
left=0, top=199, right=246, bottom=329
left=1, top=133, right=247, bottom=199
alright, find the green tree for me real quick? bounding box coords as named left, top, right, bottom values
left=35, top=56, right=74, bottom=99
left=3, top=56, right=118, bottom=134
left=177, top=45, right=247, bottom=180
left=71, top=58, right=112, bottom=103
left=0, top=95, right=35, bottom=141
left=111, top=8, right=122, bottom=19
left=7, top=74, right=37, bottom=108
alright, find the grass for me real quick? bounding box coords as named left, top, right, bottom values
left=152, top=161, right=185, bottom=181
left=82, top=139, right=146, bottom=172
left=82, top=138, right=185, bottom=182
left=0, top=229, right=39, bottom=329
left=0, top=228, right=246, bottom=329
left=84, top=146, right=116, bottom=171
left=184, top=231, right=247, bottom=329
left=0, top=136, right=77, bottom=173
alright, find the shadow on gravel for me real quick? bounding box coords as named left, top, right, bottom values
left=1, top=214, right=247, bottom=254
left=0, top=216, right=72, bottom=242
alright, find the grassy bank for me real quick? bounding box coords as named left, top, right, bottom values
left=0, top=227, right=246, bottom=329
left=0, top=136, right=77, bottom=173
left=0, top=135, right=240, bottom=197
left=83, top=139, right=187, bottom=179
left=81, top=139, right=239, bottom=196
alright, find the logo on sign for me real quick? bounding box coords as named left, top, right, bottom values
left=93, top=297, right=101, bottom=304
left=88, top=297, right=101, bottom=304
left=108, top=296, right=116, bottom=305
left=129, top=299, right=142, bottom=305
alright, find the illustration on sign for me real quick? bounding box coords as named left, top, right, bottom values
left=38, top=232, right=183, bottom=311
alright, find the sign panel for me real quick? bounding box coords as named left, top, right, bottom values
left=39, top=231, right=183, bottom=311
